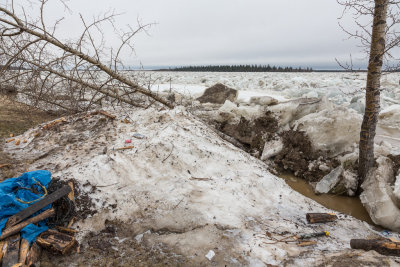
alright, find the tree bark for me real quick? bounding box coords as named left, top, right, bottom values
left=358, top=0, right=388, bottom=189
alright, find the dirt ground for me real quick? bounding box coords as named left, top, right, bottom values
left=0, top=96, right=57, bottom=138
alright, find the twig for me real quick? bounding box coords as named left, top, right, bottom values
left=162, top=143, right=174, bottom=163
left=116, top=146, right=135, bottom=151
left=189, top=177, right=212, bottom=181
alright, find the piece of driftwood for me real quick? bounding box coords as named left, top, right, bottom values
left=0, top=209, right=55, bottom=241
left=1, top=234, right=20, bottom=267
left=36, top=230, right=76, bottom=255
left=18, top=239, right=29, bottom=264
left=306, top=213, right=337, bottom=224
left=25, top=243, right=41, bottom=267
left=91, top=110, right=116, bottom=120
left=0, top=164, right=10, bottom=169
left=7, top=185, right=71, bottom=227
left=350, top=239, right=400, bottom=256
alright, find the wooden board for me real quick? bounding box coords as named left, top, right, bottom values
left=7, top=185, right=71, bottom=227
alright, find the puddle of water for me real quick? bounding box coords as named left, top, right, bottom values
left=279, top=172, right=374, bottom=225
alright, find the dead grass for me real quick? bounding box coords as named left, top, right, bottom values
left=0, top=96, right=57, bottom=138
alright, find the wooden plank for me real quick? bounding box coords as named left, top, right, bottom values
left=1, top=234, right=20, bottom=267
left=0, top=241, right=5, bottom=262
left=18, top=239, right=29, bottom=264
left=25, top=243, right=41, bottom=267
left=7, top=185, right=71, bottom=227
left=0, top=209, right=55, bottom=241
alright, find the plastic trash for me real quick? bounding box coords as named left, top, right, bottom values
left=0, top=170, right=52, bottom=243
left=205, top=250, right=215, bottom=261
left=132, top=133, right=146, bottom=139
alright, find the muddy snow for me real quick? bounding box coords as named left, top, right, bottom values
left=1, top=106, right=399, bottom=266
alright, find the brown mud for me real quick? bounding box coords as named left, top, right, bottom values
left=274, top=130, right=340, bottom=182
left=218, top=111, right=278, bottom=152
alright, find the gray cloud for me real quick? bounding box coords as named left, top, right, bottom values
left=41, top=0, right=370, bottom=69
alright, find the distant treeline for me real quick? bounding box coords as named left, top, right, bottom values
left=158, top=65, right=313, bottom=72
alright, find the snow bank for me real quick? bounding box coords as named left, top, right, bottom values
left=2, top=107, right=381, bottom=265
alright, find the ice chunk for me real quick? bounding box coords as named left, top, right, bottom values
left=293, top=107, right=362, bottom=156
left=360, top=156, right=400, bottom=231
left=315, top=166, right=343, bottom=194
left=261, top=138, right=283, bottom=161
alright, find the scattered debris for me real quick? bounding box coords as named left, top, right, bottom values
left=42, top=117, right=67, bottom=131
left=306, top=213, right=338, bottom=224
left=125, top=139, right=132, bottom=144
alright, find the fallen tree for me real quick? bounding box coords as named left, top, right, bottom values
left=0, top=0, right=172, bottom=113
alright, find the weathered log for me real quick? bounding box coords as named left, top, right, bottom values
left=7, top=185, right=71, bottom=227
left=18, top=239, right=29, bottom=264
left=306, top=213, right=337, bottom=224
left=350, top=239, right=400, bottom=256
left=1, top=234, right=20, bottom=267
left=0, top=209, right=55, bottom=241
left=25, top=243, right=41, bottom=267
left=36, top=230, right=76, bottom=255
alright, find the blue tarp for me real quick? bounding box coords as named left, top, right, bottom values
left=0, top=170, right=52, bottom=243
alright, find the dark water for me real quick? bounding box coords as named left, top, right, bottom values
left=279, top=173, right=374, bottom=225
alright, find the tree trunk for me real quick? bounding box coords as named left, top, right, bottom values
left=358, top=0, right=388, bottom=190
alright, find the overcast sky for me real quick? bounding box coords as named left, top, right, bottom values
left=37, top=0, right=370, bottom=69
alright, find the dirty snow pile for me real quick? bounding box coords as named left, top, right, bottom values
left=2, top=107, right=397, bottom=266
